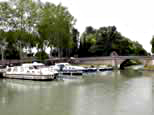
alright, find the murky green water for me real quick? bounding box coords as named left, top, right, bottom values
left=0, top=71, right=153, bottom=115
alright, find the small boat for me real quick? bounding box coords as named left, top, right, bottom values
left=51, top=63, right=85, bottom=72
left=50, top=63, right=85, bottom=76
left=3, top=63, right=58, bottom=80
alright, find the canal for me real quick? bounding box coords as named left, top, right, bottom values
left=0, top=70, right=153, bottom=115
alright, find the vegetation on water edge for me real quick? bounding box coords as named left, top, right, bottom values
left=144, top=65, right=154, bottom=70
left=151, top=36, right=154, bottom=53
left=122, top=59, right=142, bottom=66
left=77, top=64, right=112, bottom=68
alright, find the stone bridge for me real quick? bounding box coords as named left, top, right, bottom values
left=76, top=56, right=154, bottom=66
left=0, top=56, right=153, bottom=67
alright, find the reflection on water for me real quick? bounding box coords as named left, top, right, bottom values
left=0, top=70, right=153, bottom=115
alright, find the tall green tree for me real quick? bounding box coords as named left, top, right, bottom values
left=37, top=2, right=75, bottom=57
left=0, top=1, right=13, bottom=31
left=71, top=27, right=79, bottom=56
left=0, top=0, right=76, bottom=59
left=0, top=30, right=7, bottom=60
left=151, top=36, right=154, bottom=53
left=79, top=26, right=96, bottom=57
left=0, top=0, right=38, bottom=57
left=131, top=41, right=147, bottom=55
left=0, top=0, right=43, bottom=59
left=79, top=26, right=147, bottom=57
left=9, top=0, right=40, bottom=53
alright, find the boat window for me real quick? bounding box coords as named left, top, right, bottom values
left=27, top=70, right=30, bottom=73
left=13, top=67, right=17, bottom=72
left=7, top=68, right=11, bottom=72
left=20, top=67, right=24, bottom=72
left=29, top=67, right=33, bottom=70
left=58, top=64, right=64, bottom=67
left=33, top=66, right=38, bottom=69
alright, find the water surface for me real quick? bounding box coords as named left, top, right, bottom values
left=0, top=70, right=153, bottom=115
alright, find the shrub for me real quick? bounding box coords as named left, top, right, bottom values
left=35, top=51, right=49, bottom=60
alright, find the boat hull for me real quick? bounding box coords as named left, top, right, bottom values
left=3, top=73, right=57, bottom=81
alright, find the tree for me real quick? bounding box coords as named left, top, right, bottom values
left=71, top=27, right=79, bottom=56
left=37, top=2, right=75, bottom=58
left=0, top=0, right=76, bottom=60
left=0, top=30, right=7, bottom=60
left=79, top=26, right=96, bottom=57
left=151, top=36, right=154, bottom=53
left=0, top=0, right=40, bottom=59
left=79, top=26, right=147, bottom=57
left=35, top=51, right=48, bottom=60
left=0, top=1, right=14, bottom=31
left=91, top=26, right=122, bottom=56
left=131, top=41, right=147, bottom=56
left=9, top=0, right=40, bottom=55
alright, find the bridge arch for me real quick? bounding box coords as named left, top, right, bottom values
left=120, top=58, right=143, bottom=70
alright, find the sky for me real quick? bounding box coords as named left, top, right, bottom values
left=1, top=0, right=154, bottom=53
left=42, top=0, right=154, bottom=53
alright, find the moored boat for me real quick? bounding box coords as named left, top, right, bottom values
left=3, top=63, right=58, bottom=80
left=50, top=63, right=85, bottom=72
left=51, top=63, right=84, bottom=73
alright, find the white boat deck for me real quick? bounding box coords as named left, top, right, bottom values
left=2, top=63, right=58, bottom=80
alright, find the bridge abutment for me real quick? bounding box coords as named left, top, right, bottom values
left=77, top=56, right=154, bottom=68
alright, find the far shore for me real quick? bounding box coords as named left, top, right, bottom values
left=79, top=64, right=154, bottom=71
left=144, top=65, right=154, bottom=71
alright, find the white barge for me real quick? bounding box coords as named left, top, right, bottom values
left=3, top=63, right=58, bottom=80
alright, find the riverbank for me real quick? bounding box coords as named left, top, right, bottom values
left=79, top=64, right=154, bottom=71
left=144, top=65, right=154, bottom=71
left=77, top=64, right=112, bottom=68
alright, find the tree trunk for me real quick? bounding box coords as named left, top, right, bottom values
left=58, top=48, right=61, bottom=58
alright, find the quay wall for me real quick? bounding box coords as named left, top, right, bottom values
left=0, top=56, right=153, bottom=66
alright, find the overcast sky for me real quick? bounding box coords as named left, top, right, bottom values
left=42, top=0, right=154, bottom=53
left=1, top=0, right=154, bottom=53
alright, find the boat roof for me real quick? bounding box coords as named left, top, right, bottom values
left=22, top=62, right=44, bottom=67
left=32, top=62, right=44, bottom=65
left=55, top=63, right=69, bottom=65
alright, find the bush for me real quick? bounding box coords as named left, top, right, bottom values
left=4, top=48, right=20, bottom=59
left=35, top=51, right=49, bottom=60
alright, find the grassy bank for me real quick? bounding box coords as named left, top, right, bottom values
left=77, top=64, right=112, bottom=68
left=144, top=65, right=154, bottom=71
